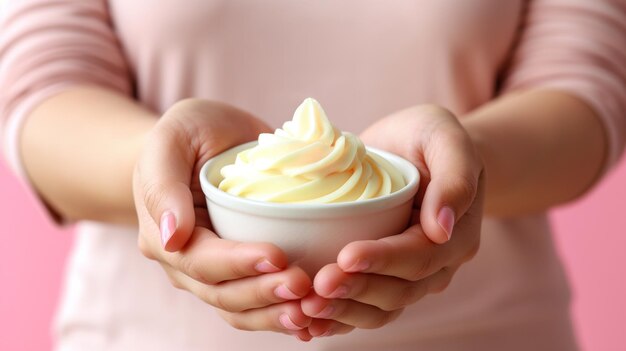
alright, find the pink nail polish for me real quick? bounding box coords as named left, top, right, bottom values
left=279, top=314, right=303, bottom=331
left=345, top=260, right=370, bottom=272
left=255, top=260, right=281, bottom=273
left=315, top=305, right=335, bottom=319
left=327, top=285, right=349, bottom=298
left=160, top=211, right=176, bottom=247
left=274, top=285, right=300, bottom=300
left=437, top=206, right=455, bottom=241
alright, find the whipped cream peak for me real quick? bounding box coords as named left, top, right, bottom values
left=219, top=98, right=405, bottom=203
left=279, top=97, right=339, bottom=144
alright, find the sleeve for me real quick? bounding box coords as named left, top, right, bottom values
left=501, top=0, right=626, bottom=171
left=0, top=0, right=133, bottom=220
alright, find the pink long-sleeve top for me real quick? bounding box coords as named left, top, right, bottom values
left=1, top=1, right=625, bottom=350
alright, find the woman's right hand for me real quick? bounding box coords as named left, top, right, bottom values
left=132, top=99, right=313, bottom=341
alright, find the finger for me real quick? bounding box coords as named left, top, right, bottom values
left=419, top=108, right=484, bottom=243
left=336, top=225, right=450, bottom=281
left=313, top=264, right=457, bottom=312
left=290, top=328, right=314, bottom=342
left=307, top=318, right=355, bottom=337
left=301, top=293, right=402, bottom=330
left=166, top=265, right=311, bottom=312
left=135, top=123, right=196, bottom=252
left=359, top=109, right=431, bottom=208
left=157, top=227, right=289, bottom=284
left=217, top=301, right=312, bottom=333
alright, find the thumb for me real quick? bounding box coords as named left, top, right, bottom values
left=419, top=121, right=483, bottom=244
left=136, top=125, right=196, bottom=252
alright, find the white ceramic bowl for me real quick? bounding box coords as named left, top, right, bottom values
left=199, top=141, right=419, bottom=276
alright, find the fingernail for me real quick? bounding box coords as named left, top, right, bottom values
left=319, top=330, right=334, bottom=337
left=274, top=285, right=300, bottom=300
left=327, top=285, right=349, bottom=299
left=345, top=259, right=370, bottom=272
left=255, top=260, right=281, bottom=273
left=315, top=305, right=335, bottom=319
left=295, top=334, right=311, bottom=342
left=437, top=206, right=455, bottom=241
left=279, top=313, right=304, bottom=331
left=160, top=211, right=176, bottom=247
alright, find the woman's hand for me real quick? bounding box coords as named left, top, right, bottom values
left=133, top=99, right=314, bottom=340
left=301, top=105, right=485, bottom=337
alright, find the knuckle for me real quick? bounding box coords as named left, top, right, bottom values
left=201, top=290, right=219, bottom=308
left=388, top=309, right=404, bottom=324
left=378, top=301, right=399, bottom=313
left=453, top=174, right=479, bottom=202
left=351, top=277, right=371, bottom=300
left=464, top=240, right=480, bottom=262
left=332, top=301, right=350, bottom=321
left=137, top=235, right=155, bottom=260
left=380, top=284, right=421, bottom=312
left=432, top=278, right=452, bottom=293
left=229, top=319, right=247, bottom=331
left=256, top=242, right=285, bottom=265
left=169, top=278, right=185, bottom=291
left=227, top=242, right=253, bottom=278
left=166, top=273, right=184, bottom=290
left=377, top=294, right=402, bottom=312
left=374, top=240, right=395, bottom=274
left=213, top=290, right=241, bottom=313
left=200, top=289, right=226, bottom=311
left=228, top=260, right=249, bottom=280
left=179, top=256, right=212, bottom=285
left=221, top=312, right=249, bottom=331
left=254, top=283, right=275, bottom=306
left=395, top=284, right=420, bottom=310
left=142, top=181, right=166, bottom=217
left=367, top=311, right=395, bottom=329
left=406, top=253, right=433, bottom=281
left=431, top=268, right=454, bottom=293
left=179, top=256, right=197, bottom=277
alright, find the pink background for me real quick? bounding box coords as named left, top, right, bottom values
left=1, top=157, right=625, bottom=350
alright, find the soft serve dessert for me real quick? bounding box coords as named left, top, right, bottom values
left=218, top=98, right=406, bottom=203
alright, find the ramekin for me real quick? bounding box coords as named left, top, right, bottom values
left=199, top=141, right=419, bottom=276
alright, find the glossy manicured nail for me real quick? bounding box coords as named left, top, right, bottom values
left=327, top=285, right=349, bottom=299
left=274, top=285, right=300, bottom=300
left=160, top=211, right=176, bottom=247
left=345, top=259, right=370, bottom=272
left=315, top=305, right=335, bottom=319
left=437, top=206, right=455, bottom=241
left=279, top=314, right=304, bottom=330
left=255, top=260, right=281, bottom=273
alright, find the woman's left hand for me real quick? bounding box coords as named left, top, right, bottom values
left=301, top=105, right=485, bottom=337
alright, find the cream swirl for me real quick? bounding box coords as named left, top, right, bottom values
left=218, top=98, right=406, bottom=203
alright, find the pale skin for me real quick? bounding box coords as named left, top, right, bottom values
left=21, top=85, right=605, bottom=340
